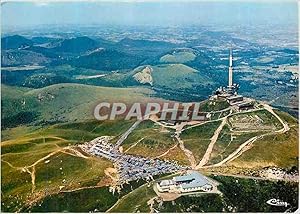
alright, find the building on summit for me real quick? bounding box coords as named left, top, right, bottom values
left=213, top=49, right=254, bottom=111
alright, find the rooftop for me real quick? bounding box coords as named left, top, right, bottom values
left=159, top=180, right=175, bottom=186
left=174, top=171, right=211, bottom=188
left=227, top=95, right=243, bottom=101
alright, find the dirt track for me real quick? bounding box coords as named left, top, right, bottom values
left=196, top=117, right=228, bottom=169
left=175, top=135, right=197, bottom=168
left=201, top=104, right=290, bottom=168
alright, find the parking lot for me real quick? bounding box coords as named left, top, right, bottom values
left=79, top=136, right=187, bottom=185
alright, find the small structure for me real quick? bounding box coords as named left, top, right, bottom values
left=236, top=101, right=255, bottom=111
left=156, top=171, right=214, bottom=193
left=227, top=95, right=244, bottom=105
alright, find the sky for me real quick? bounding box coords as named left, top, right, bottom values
left=1, top=1, right=298, bottom=30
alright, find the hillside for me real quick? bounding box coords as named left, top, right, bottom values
left=1, top=35, right=33, bottom=50
left=1, top=99, right=298, bottom=212
left=1, top=119, right=138, bottom=212
left=1, top=83, right=162, bottom=130
left=24, top=46, right=59, bottom=59
left=132, top=64, right=213, bottom=89
left=1, top=50, right=51, bottom=66
left=71, top=49, right=144, bottom=71
left=118, top=38, right=175, bottom=50
left=30, top=36, right=61, bottom=45
left=159, top=49, right=197, bottom=64
left=227, top=110, right=298, bottom=170
left=52, top=36, right=99, bottom=53
left=151, top=63, right=212, bottom=89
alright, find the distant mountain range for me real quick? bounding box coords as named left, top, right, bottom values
left=70, top=49, right=144, bottom=70
left=0, top=31, right=298, bottom=119
left=52, top=36, right=99, bottom=53
left=1, top=35, right=33, bottom=50
left=118, top=37, right=175, bottom=49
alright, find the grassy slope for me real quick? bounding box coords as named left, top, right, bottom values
left=1, top=84, right=298, bottom=212
left=1, top=85, right=39, bottom=123
left=151, top=64, right=212, bottom=90
left=1, top=125, right=40, bottom=141
left=159, top=51, right=196, bottom=63
left=1, top=119, right=137, bottom=212
left=122, top=120, right=190, bottom=165
left=208, top=109, right=284, bottom=165
left=122, top=120, right=175, bottom=156
left=181, top=121, right=222, bottom=163
left=199, top=99, right=230, bottom=112
left=1, top=83, right=162, bottom=130
left=179, top=107, right=297, bottom=168
left=25, top=83, right=155, bottom=121
left=208, top=124, right=265, bottom=165
left=1, top=152, right=114, bottom=212
left=27, top=187, right=118, bottom=212
left=1, top=84, right=31, bottom=98
left=228, top=110, right=298, bottom=169
left=228, top=109, right=283, bottom=131
left=108, top=184, right=156, bottom=213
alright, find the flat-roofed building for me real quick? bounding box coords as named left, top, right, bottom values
left=227, top=95, right=244, bottom=104
left=157, top=179, right=176, bottom=192
left=236, top=101, right=254, bottom=111
left=156, top=171, right=214, bottom=193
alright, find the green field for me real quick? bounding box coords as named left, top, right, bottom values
left=229, top=110, right=298, bottom=169
left=1, top=83, right=160, bottom=130
left=181, top=121, right=222, bottom=163
left=122, top=120, right=175, bottom=156
left=27, top=187, right=118, bottom=212
left=108, top=183, right=156, bottom=213
left=207, top=124, right=265, bottom=165
left=1, top=119, right=138, bottom=212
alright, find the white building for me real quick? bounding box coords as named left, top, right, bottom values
left=156, top=171, right=213, bottom=193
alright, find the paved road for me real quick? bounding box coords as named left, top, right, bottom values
left=115, top=120, right=142, bottom=148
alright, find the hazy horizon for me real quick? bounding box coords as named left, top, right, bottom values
left=1, top=1, right=298, bottom=32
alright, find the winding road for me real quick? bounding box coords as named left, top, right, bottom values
left=200, top=104, right=290, bottom=168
